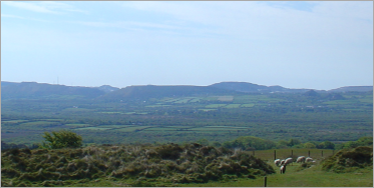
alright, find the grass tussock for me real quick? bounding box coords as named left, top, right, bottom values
left=321, top=146, right=373, bottom=173
left=1, top=143, right=274, bottom=186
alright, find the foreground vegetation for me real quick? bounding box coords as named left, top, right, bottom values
left=1, top=143, right=275, bottom=187
left=1, top=131, right=372, bottom=187
left=2, top=143, right=372, bottom=187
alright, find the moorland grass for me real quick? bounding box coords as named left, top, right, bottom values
left=1, top=144, right=275, bottom=187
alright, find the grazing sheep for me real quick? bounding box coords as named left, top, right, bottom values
left=284, top=158, right=293, bottom=166
left=280, top=159, right=286, bottom=166
left=296, top=156, right=306, bottom=163
left=280, top=165, right=286, bottom=174
left=306, top=157, right=313, bottom=162
left=274, top=159, right=281, bottom=166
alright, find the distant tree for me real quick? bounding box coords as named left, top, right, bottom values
left=276, top=140, right=289, bottom=149
left=304, top=142, right=317, bottom=149
left=317, top=141, right=335, bottom=149
left=287, top=139, right=301, bottom=147
left=40, top=129, right=83, bottom=149
left=336, top=136, right=373, bottom=150
left=223, top=136, right=276, bottom=150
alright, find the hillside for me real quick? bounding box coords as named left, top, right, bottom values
left=1, top=81, right=372, bottom=101
left=209, top=82, right=313, bottom=93
left=98, top=85, right=243, bottom=101
left=1, top=82, right=106, bottom=100
left=328, top=86, right=373, bottom=92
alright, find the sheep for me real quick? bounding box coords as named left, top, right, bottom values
left=280, top=159, right=286, bottom=166
left=280, top=165, right=286, bottom=174
left=274, top=159, right=281, bottom=166
left=306, top=157, right=313, bottom=162
left=284, top=157, right=293, bottom=166
left=296, top=156, right=306, bottom=163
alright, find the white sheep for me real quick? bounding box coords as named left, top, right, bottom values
left=274, top=159, right=281, bottom=166
left=284, top=157, right=293, bottom=166
left=280, top=159, right=286, bottom=166
left=280, top=165, right=286, bottom=174
left=296, top=156, right=306, bottom=163
left=306, top=157, right=313, bottom=162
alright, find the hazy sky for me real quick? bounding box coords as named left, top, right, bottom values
left=1, top=1, right=373, bottom=90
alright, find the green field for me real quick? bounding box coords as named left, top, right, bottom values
left=65, top=124, right=91, bottom=127
left=112, top=126, right=152, bottom=132
left=2, top=120, right=28, bottom=123
left=96, top=125, right=133, bottom=128
left=181, top=165, right=373, bottom=187
left=205, top=104, right=227, bottom=108
left=146, top=105, right=171, bottom=107
left=75, top=127, right=113, bottom=131
left=241, top=104, right=255, bottom=107
left=1, top=90, right=372, bottom=146
left=224, top=104, right=241, bottom=108
left=180, top=148, right=372, bottom=187
left=98, top=112, right=124, bottom=114
left=19, top=121, right=56, bottom=126
left=217, top=96, right=234, bottom=101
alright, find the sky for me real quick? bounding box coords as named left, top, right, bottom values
left=1, top=1, right=373, bottom=90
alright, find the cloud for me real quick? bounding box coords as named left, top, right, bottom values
left=71, top=21, right=180, bottom=30
left=121, top=1, right=372, bottom=43
left=1, top=14, right=51, bottom=22
left=2, top=1, right=88, bottom=14
left=1, top=14, right=25, bottom=19
left=2, top=1, right=58, bottom=14
left=68, top=20, right=225, bottom=39
left=312, top=1, right=373, bottom=21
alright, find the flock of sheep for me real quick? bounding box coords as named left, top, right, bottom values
left=274, top=156, right=315, bottom=174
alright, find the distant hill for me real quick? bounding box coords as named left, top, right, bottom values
left=97, top=85, right=120, bottom=93
left=1, top=81, right=372, bottom=101
left=98, top=85, right=242, bottom=101
left=328, top=86, right=373, bottom=93
left=1, top=81, right=106, bottom=100
left=325, top=93, right=346, bottom=100
left=209, top=82, right=311, bottom=93
left=303, top=90, right=321, bottom=97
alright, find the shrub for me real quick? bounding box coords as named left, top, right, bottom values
left=304, top=142, right=317, bottom=149
left=322, top=146, right=373, bottom=173
left=40, top=130, right=83, bottom=149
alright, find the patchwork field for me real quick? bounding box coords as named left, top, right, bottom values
left=1, top=91, right=372, bottom=145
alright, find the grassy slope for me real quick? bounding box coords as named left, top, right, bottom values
left=182, top=163, right=373, bottom=187
left=63, top=160, right=373, bottom=187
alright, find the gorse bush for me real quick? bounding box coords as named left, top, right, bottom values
left=40, top=130, right=82, bottom=149
left=321, top=146, right=373, bottom=173
left=1, top=143, right=275, bottom=187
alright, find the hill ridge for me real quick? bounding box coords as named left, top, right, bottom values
left=1, top=81, right=372, bottom=100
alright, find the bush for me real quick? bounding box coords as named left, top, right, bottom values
left=40, top=130, right=83, bottom=149
left=304, top=142, right=317, bottom=149
left=321, top=146, right=373, bottom=173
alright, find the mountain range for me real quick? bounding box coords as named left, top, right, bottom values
left=1, top=81, right=372, bottom=100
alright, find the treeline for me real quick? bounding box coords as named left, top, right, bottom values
left=2, top=134, right=372, bottom=152
left=1, top=141, right=39, bottom=151
left=195, top=136, right=373, bottom=151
